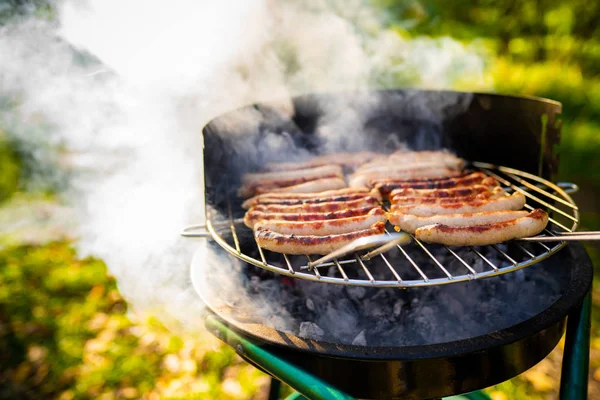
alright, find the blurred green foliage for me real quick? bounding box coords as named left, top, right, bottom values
left=0, top=130, right=21, bottom=202
left=0, top=243, right=268, bottom=399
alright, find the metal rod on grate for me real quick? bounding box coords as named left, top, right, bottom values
left=445, top=246, right=477, bottom=276
left=469, top=246, right=499, bottom=272
left=480, top=168, right=577, bottom=224
left=411, top=235, right=453, bottom=279
left=190, top=164, right=580, bottom=288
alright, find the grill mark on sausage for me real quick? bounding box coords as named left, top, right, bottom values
left=254, top=209, right=386, bottom=235
left=414, top=209, right=549, bottom=246
left=254, top=177, right=347, bottom=195
left=243, top=206, right=379, bottom=228
left=240, top=173, right=343, bottom=197
left=251, top=196, right=380, bottom=213
left=390, top=183, right=498, bottom=200
left=374, top=172, right=486, bottom=195
left=255, top=222, right=386, bottom=255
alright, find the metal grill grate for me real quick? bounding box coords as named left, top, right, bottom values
left=202, top=163, right=579, bottom=288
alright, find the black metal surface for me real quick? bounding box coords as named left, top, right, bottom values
left=203, top=89, right=562, bottom=212
left=198, top=243, right=592, bottom=399
left=198, top=89, right=591, bottom=399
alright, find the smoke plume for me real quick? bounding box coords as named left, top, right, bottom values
left=0, top=0, right=488, bottom=331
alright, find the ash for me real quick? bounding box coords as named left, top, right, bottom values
left=202, top=240, right=567, bottom=347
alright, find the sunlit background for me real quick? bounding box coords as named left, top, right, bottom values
left=0, top=1, right=599, bottom=399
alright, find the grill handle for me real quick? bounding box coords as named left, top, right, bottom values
left=519, top=231, right=600, bottom=242
left=557, top=182, right=579, bottom=194
left=181, top=224, right=211, bottom=238
left=205, top=315, right=355, bottom=400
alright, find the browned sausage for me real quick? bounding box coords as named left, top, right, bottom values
left=390, top=192, right=526, bottom=217
left=374, top=172, right=487, bottom=195
left=414, top=209, right=549, bottom=246
left=255, top=222, right=386, bottom=255
left=243, top=206, right=378, bottom=228
left=242, top=188, right=378, bottom=209
left=388, top=210, right=530, bottom=234
left=254, top=208, right=386, bottom=235
left=250, top=196, right=380, bottom=213
left=253, top=177, right=347, bottom=196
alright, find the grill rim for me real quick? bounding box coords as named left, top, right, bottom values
left=192, top=241, right=592, bottom=360
left=194, top=89, right=592, bottom=399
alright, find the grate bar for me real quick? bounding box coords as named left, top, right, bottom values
left=256, top=243, right=268, bottom=265
left=385, top=228, right=429, bottom=281
left=445, top=246, right=477, bottom=276
left=469, top=246, right=499, bottom=272
left=299, top=258, right=357, bottom=271
left=379, top=253, right=402, bottom=282
left=306, top=256, right=322, bottom=279
left=480, top=168, right=577, bottom=223
left=355, top=254, right=375, bottom=283
left=504, top=172, right=577, bottom=210
left=333, top=259, right=349, bottom=281
left=515, top=243, right=536, bottom=258
left=196, top=164, right=578, bottom=288
left=283, top=254, right=295, bottom=274
left=398, top=243, right=429, bottom=281
left=411, top=235, right=453, bottom=279
left=227, top=202, right=242, bottom=253
left=523, top=203, right=572, bottom=232
left=492, top=244, right=517, bottom=265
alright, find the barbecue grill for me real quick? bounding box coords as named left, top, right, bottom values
left=185, top=89, right=593, bottom=399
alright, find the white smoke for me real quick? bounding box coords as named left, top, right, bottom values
left=0, top=0, right=488, bottom=331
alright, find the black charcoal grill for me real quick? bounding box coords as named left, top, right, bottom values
left=186, top=89, right=593, bottom=399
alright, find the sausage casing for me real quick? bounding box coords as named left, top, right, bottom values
left=389, top=180, right=498, bottom=200
left=243, top=206, right=378, bottom=228
left=254, top=177, right=347, bottom=195
left=390, top=192, right=526, bottom=217
left=255, top=222, right=386, bottom=255
left=250, top=196, right=380, bottom=213
left=388, top=210, right=530, bottom=234
left=254, top=208, right=385, bottom=236
left=374, top=172, right=486, bottom=195
left=350, top=167, right=461, bottom=188
left=242, top=165, right=343, bottom=183
left=242, top=188, right=378, bottom=209
left=414, top=209, right=548, bottom=246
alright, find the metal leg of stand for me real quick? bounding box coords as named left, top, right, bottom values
left=268, top=377, right=282, bottom=400
left=284, top=392, right=308, bottom=400
left=206, top=315, right=354, bottom=400
left=559, top=291, right=591, bottom=400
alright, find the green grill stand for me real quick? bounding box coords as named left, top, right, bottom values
left=206, top=291, right=591, bottom=400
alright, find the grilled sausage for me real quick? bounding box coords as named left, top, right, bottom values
left=390, top=189, right=505, bottom=206
left=358, top=150, right=461, bottom=169
left=255, top=222, right=386, bottom=255
left=350, top=167, right=462, bottom=188
left=243, top=206, right=377, bottom=228
left=242, top=165, right=343, bottom=183
left=414, top=209, right=549, bottom=246
left=254, top=208, right=386, bottom=236
left=250, top=196, right=380, bottom=213
left=389, top=181, right=499, bottom=200
left=254, top=177, right=347, bottom=195
left=390, top=192, right=526, bottom=217
left=374, top=172, right=487, bottom=195
left=388, top=210, right=530, bottom=234
left=239, top=174, right=344, bottom=197
left=354, top=159, right=465, bottom=175
left=265, top=152, right=380, bottom=171
left=242, top=188, right=378, bottom=209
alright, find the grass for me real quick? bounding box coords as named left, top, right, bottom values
left=0, top=242, right=270, bottom=400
